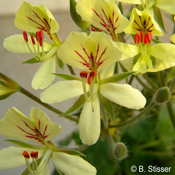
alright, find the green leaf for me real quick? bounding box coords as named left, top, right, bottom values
left=56, top=55, right=64, bottom=70
left=5, top=140, right=44, bottom=150
left=100, top=71, right=135, bottom=84
left=53, top=73, right=81, bottom=81
left=22, top=57, right=41, bottom=64
left=58, top=95, right=85, bottom=117
left=69, top=0, right=89, bottom=30
left=99, top=93, right=114, bottom=123
left=167, top=66, right=175, bottom=82
left=153, top=6, right=166, bottom=33
left=152, top=38, right=162, bottom=44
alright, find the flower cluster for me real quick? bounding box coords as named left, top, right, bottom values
left=1, top=0, right=175, bottom=174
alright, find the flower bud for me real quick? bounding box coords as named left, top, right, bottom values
left=113, top=142, right=128, bottom=160
left=0, top=73, right=19, bottom=100
left=153, top=87, right=171, bottom=105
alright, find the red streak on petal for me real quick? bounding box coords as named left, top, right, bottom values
left=74, top=50, right=89, bottom=65
left=97, top=46, right=107, bottom=65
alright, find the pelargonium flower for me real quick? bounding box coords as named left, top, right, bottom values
left=3, top=1, right=61, bottom=90
left=0, top=107, right=96, bottom=175
left=115, top=0, right=175, bottom=15
left=124, top=8, right=163, bottom=36
left=40, top=32, right=146, bottom=145
left=115, top=31, right=175, bottom=73
left=76, top=0, right=129, bottom=41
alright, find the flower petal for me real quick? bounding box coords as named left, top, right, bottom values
left=30, top=108, right=62, bottom=141
left=32, top=56, right=56, bottom=90
left=124, top=8, right=163, bottom=36
left=76, top=0, right=128, bottom=38
left=57, top=32, right=122, bottom=72
left=52, top=152, right=96, bottom=175
left=0, top=146, right=44, bottom=169
left=100, top=83, right=146, bottom=109
left=78, top=96, right=100, bottom=145
left=14, top=1, right=59, bottom=34
left=115, top=42, right=139, bottom=60
left=148, top=58, right=175, bottom=72
left=115, top=0, right=141, bottom=4
left=0, top=107, right=37, bottom=141
left=156, top=0, right=175, bottom=15
left=40, top=80, right=84, bottom=103
left=150, top=43, right=175, bottom=63
left=3, top=35, right=52, bottom=53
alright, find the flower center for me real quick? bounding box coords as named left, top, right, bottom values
left=23, top=30, right=58, bottom=61
left=134, top=31, right=153, bottom=69
left=80, top=70, right=98, bottom=111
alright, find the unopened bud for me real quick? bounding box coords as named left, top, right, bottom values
left=153, top=87, right=171, bottom=105
left=113, top=142, right=128, bottom=160
left=0, top=73, right=19, bottom=100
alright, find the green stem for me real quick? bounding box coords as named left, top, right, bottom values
left=135, top=75, right=155, bottom=93
left=67, top=64, right=76, bottom=75
left=143, top=74, right=159, bottom=90
left=19, top=86, right=78, bottom=123
left=110, top=101, right=156, bottom=128
left=166, top=101, right=175, bottom=130
left=128, top=75, right=134, bottom=85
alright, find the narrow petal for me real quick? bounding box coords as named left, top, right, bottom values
left=0, top=146, right=44, bottom=169
left=32, top=56, right=55, bottom=90
left=78, top=96, right=100, bottom=145
left=30, top=108, right=62, bottom=141
left=40, top=80, right=84, bottom=103
left=14, top=1, right=59, bottom=34
left=156, top=0, right=175, bottom=15
left=150, top=43, right=175, bottom=63
left=52, top=152, right=96, bottom=175
left=100, top=83, right=146, bottom=109
left=115, top=42, right=139, bottom=60
left=3, top=35, right=52, bottom=53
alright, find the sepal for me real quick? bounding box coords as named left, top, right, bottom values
left=58, top=95, right=85, bottom=117
left=99, top=93, right=114, bottom=123
left=53, top=73, right=81, bottom=81
left=100, top=71, right=134, bottom=84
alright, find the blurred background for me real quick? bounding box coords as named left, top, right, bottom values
left=0, top=0, right=174, bottom=174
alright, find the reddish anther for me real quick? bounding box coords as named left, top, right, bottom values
left=134, top=33, right=140, bottom=44
left=91, top=27, right=96, bottom=32
left=87, top=71, right=97, bottom=85
left=140, top=31, right=143, bottom=43
left=22, top=151, right=30, bottom=159
left=80, top=71, right=88, bottom=78
left=30, top=35, right=35, bottom=45
left=30, top=151, right=38, bottom=159
left=23, top=31, right=28, bottom=42
left=98, top=29, right=103, bottom=32
left=39, top=30, right=44, bottom=40
left=147, top=32, right=152, bottom=44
